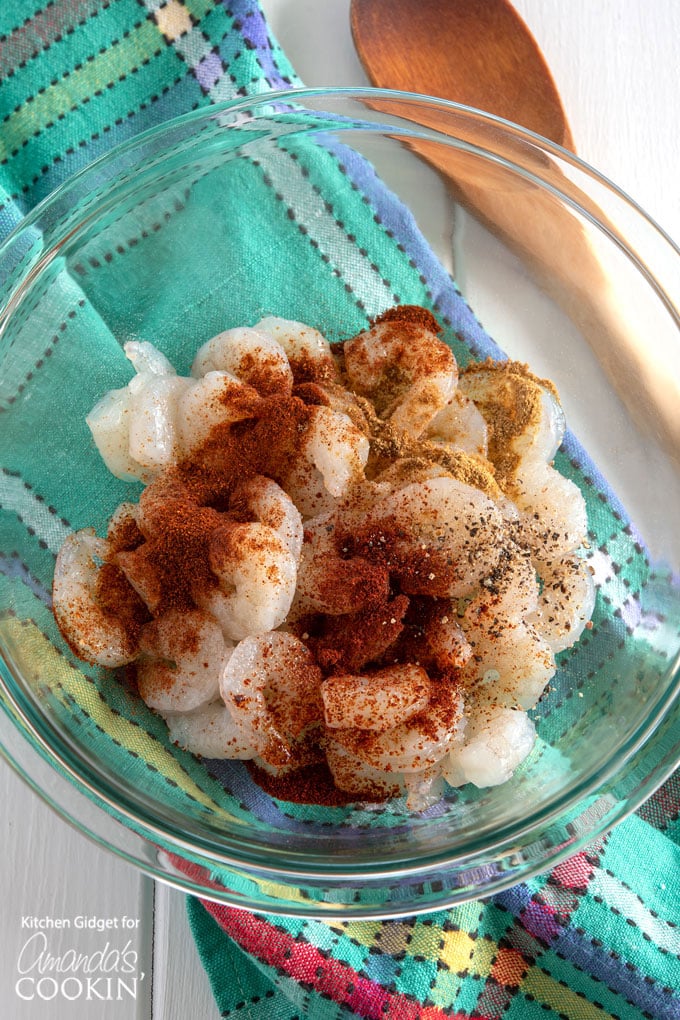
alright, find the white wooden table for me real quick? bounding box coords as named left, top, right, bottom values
left=2, top=2, right=678, bottom=1017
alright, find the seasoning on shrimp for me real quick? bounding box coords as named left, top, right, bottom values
left=53, top=306, right=595, bottom=809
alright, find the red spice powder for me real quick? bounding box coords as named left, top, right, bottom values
left=142, top=501, right=224, bottom=615
left=94, top=563, right=151, bottom=648
left=177, top=393, right=315, bottom=505
left=342, top=517, right=462, bottom=598
left=246, top=759, right=358, bottom=807
left=310, top=594, right=410, bottom=674
left=372, top=304, right=441, bottom=333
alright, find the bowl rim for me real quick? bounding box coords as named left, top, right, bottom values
left=1, top=86, right=679, bottom=913
left=3, top=644, right=680, bottom=879
left=1, top=86, right=679, bottom=265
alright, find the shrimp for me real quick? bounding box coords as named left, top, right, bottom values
left=254, top=316, right=339, bottom=384
left=220, top=632, right=323, bottom=770
left=178, top=371, right=259, bottom=454
left=426, top=391, right=489, bottom=458
left=137, top=608, right=232, bottom=714
left=513, top=463, right=589, bottom=559
left=87, top=341, right=191, bottom=481
left=458, top=542, right=554, bottom=712
left=293, top=512, right=389, bottom=617
left=458, top=362, right=565, bottom=467
left=470, top=540, right=540, bottom=621
left=309, top=594, right=409, bottom=674
left=343, top=307, right=457, bottom=438
left=325, top=738, right=404, bottom=801
left=321, top=664, right=431, bottom=731
left=135, top=468, right=190, bottom=536
left=196, top=522, right=297, bottom=641
left=460, top=610, right=555, bottom=711
left=304, top=407, right=370, bottom=497
left=402, top=763, right=449, bottom=811
left=86, top=386, right=144, bottom=482
left=195, top=476, right=299, bottom=640
left=397, top=599, right=473, bottom=672
left=529, top=554, right=596, bottom=653
left=459, top=362, right=586, bottom=558
left=366, top=476, right=508, bottom=598
left=115, top=472, right=195, bottom=613
left=443, top=706, right=536, bottom=788
left=164, top=700, right=256, bottom=759
left=331, top=677, right=463, bottom=773
left=53, top=530, right=139, bottom=667
left=190, top=326, right=293, bottom=396
left=283, top=406, right=370, bottom=518
left=229, top=475, right=303, bottom=562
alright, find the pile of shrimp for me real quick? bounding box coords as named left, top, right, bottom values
left=52, top=306, right=595, bottom=810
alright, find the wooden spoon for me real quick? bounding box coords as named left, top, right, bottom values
left=352, top=0, right=574, bottom=150
left=350, top=0, right=680, bottom=462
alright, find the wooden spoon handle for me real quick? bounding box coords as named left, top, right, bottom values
left=427, top=138, right=679, bottom=459
left=362, top=100, right=679, bottom=461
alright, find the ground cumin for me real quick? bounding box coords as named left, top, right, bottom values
left=462, top=359, right=559, bottom=484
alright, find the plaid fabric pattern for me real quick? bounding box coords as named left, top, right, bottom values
left=0, top=4, right=678, bottom=1019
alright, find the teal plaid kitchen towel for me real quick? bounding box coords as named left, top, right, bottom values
left=0, top=3, right=678, bottom=1019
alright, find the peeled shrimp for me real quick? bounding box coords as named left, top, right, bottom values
left=459, top=363, right=565, bottom=467
left=283, top=407, right=369, bottom=518
left=343, top=314, right=457, bottom=438
left=230, top=475, right=303, bottom=562
left=403, top=547, right=536, bottom=677
left=325, top=738, right=404, bottom=800
left=421, top=606, right=473, bottom=671
left=513, top=464, right=589, bottom=559
left=191, top=326, right=293, bottom=395
left=402, top=763, right=449, bottom=811
left=220, top=631, right=323, bottom=770
left=137, top=608, right=232, bottom=714
left=443, top=706, right=536, bottom=788
left=470, top=540, right=540, bottom=622
left=196, top=522, right=297, bottom=641
left=194, top=476, right=299, bottom=640
left=135, top=468, right=191, bottom=536
left=254, top=316, right=339, bottom=383
left=178, top=371, right=258, bottom=454
left=460, top=609, right=555, bottom=711
left=332, top=678, right=463, bottom=773
left=368, top=476, right=507, bottom=598
left=460, top=542, right=554, bottom=711
left=53, top=530, right=138, bottom=667
left=86, top=386, right=143, bottom=482
left=459, top=363, right=586, bottom=558
left=529, top=554, right=596, bottom=653
left=293, top=512, right=389, bottom=617
left=164, top=700, right=256, bottom=759
left=116, top=472, right=195, bottom=613
left=322, top=664, right=431, bottom=731
left=426, top=391, right=489, bottom=458
left=305, top=407, right=370, bottom=497
left=87, top=341, right=191, bottom=482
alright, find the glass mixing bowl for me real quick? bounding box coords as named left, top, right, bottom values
left=0, top=88, right=678, bottom=918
